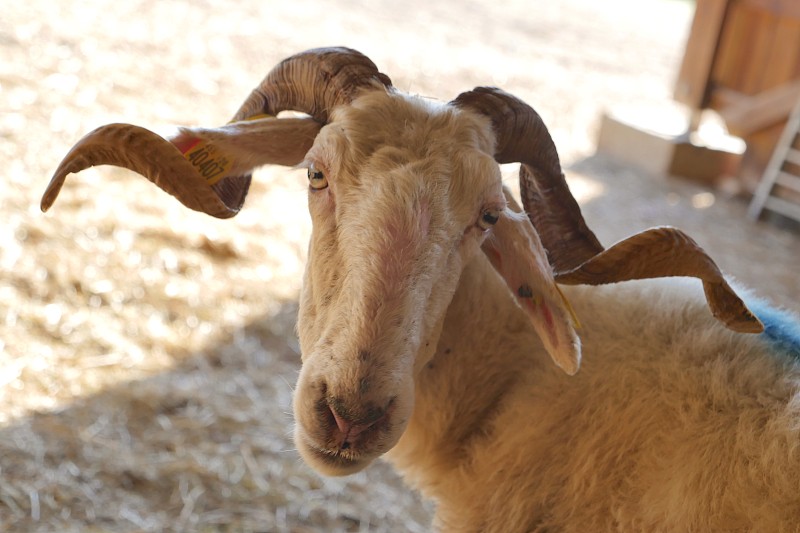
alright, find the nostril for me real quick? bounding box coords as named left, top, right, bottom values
left=327, top=398, right=389, bottom=445
left=330, top=404, right=354, bottom=436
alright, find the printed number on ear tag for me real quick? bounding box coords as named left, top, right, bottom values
left=180, top=139, right=234, bottom=185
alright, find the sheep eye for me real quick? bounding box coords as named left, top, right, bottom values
left=478, top=209, right=500, bottom=230
left=307, top=166, right=328, bottom=190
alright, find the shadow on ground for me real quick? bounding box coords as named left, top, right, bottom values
left=0, top=301, right=432, bottom=533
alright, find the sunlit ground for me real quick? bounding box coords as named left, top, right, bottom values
left=2, top=0, right=800, bottom=531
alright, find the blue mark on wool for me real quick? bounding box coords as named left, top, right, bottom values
left=749, top=300, right=800, bottom=359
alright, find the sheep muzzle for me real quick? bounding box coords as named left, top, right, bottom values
left=293, top=349, right=414, bottom=476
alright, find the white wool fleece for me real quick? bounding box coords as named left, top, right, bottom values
left=388, top=271, right=800, bottom=532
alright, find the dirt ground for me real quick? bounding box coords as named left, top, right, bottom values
left=2, top=0, right=800, bottom=531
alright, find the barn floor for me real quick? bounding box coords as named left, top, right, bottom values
left=2, top=0, right=800, bottom=531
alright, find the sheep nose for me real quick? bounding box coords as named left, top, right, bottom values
left=327, top=399, right=389, bottom=449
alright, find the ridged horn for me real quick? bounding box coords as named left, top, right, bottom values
left=41, top=123, right=247, bottom=218
left=451, top=86, right=604, bottom=273
left=42, top=47, right=392, bottom=218
left=452, top=86, right=762, bottom=334
left=232, top=46, right=393, bottom=123
left=554, top=227, right=763, bottom=333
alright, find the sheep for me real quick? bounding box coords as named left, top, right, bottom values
left=42, top=47, right=800, bottom=532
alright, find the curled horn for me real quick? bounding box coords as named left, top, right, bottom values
left=555, top=227, right=763, bottom=333
left=452, top=86, right=604, bottom=272
left=231, top=47, right=393, bottom=123
left=452, top=87, right=762, bottom=334
left=42, top=47, right=393, bottom=218
left=42, top=123, right=246, bottom=218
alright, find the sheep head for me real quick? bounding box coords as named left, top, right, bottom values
left=290, top=89, right=591, bottom=474
left=42, top=47, right=763, bottom=477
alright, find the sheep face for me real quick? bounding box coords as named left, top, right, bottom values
left=292, top=90, right=504, bottom=475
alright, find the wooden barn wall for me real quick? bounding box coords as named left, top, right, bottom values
left=675, top=0, right=800, bottom=191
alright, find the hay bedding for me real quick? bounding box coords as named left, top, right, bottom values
left=3, top=0, right=800, bottom=531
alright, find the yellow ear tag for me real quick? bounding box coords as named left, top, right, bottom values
left=180, top=114, right=275, bottom=184
left=227, top=113, right=275, bottom=125
left=243, top=113, right=274, bottom=122
left=555, top=284, right=582, bottom=329
left=180, top=138, right=234, bottom=186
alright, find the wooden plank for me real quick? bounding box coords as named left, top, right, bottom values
left=595, top=113, right=675, bottom=176
left=741, top=9, right=774, bottom=95
left=713, top=4, right=755, bottom=92
left=763, top=195, right=800, bottom=222
left=763, top=18, right=800, bottom=87
left=786, top=148, right=800, bottom=166
left=718, top=80, right=800, bottom=136
left=674, top=0, right=730, bottom=108
left=739, top=0, right=800, bottom=19
left=709, top=87, right=748, bottom=109
left=776, top=171, right=800, bottom=191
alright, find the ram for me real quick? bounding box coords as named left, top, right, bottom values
left=43, top=48, right=800, bottom=531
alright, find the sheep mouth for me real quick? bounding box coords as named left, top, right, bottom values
left=299, top=435, right=374, bottom=475
left=296, top=401, right=402, bottom=474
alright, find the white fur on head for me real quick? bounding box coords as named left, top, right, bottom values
left=292, top=90, right=506, bottom=475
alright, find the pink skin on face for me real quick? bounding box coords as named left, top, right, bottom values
left=521, top=294, right=559, bottom=350
left=377, top=200, right=431, bottom=297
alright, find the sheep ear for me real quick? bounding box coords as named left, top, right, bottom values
left=169, top=116, right=323, bottom=172
left=482, top=208, right=582, bottom=375
left=42, top=116, right=322, bottom=219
